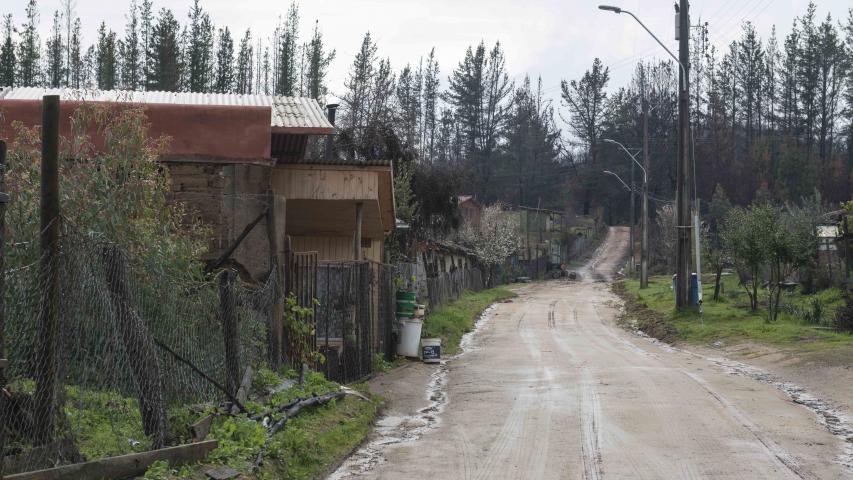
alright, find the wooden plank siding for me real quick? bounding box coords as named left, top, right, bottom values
left=272, top=167, right=379, bottom=201
left=291, top=236, right=382, bottom=263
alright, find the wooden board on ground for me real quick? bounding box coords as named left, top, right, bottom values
left=5, top=440, right=218, bottom=480
left=191, top=414, right=214, bottom=443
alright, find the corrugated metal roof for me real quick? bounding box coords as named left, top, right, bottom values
left=284, top=157, right=392, bottom=167
left=0, top=87, right=333, bottom=131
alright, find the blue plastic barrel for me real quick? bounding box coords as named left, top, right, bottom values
left=672, top=273, right=700, bottom=306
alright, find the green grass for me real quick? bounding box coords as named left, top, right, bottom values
left=196, top=371, right=382, bottom=480
left=9, top=369, right=381, bottom=480
left=621, top=274, right=852, bottom=351
left=422, top=287, right=516, bottom=354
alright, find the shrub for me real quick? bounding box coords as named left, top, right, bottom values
left=799, top=297, right=824, bottom=325
left=834, top=291, right=853, bottom=333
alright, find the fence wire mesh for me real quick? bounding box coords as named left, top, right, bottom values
left=0, top=225, right=274, bottom=475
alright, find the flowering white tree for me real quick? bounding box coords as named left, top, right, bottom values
left=460, top=203, right=520, bottom=284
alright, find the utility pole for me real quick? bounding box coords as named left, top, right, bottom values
left=675, top=0, right=691, bottom=308
left=641, top=96, right=650, bottom=289
left=629, top=148, right=635, bottom=275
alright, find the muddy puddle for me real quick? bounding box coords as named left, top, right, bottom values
left=328, top=305, right=497, bottom=479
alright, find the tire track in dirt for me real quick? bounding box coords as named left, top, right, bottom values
left=472, top=394, right=530, bottom=480
left=579, top=367, right=603, bottom=480
left=683, top=370, right=812, bottom=480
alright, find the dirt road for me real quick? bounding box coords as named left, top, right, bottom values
left=333, top=227, right=852, bottom=479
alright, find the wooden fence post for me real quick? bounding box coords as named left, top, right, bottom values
left=33, top=96, right=60, bottom=446
left=219, top=270, right=241, bottom=397
left=101, top=246, right=168, bottom=449
left=265, top=191, right=282, bottom=370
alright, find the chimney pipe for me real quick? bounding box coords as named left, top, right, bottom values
left=325, top=103, right=339, bottom=161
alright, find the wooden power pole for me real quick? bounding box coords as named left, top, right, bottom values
left=675, top=0, right=692, bottom=308
left=641, top=97, right=650, bottom=289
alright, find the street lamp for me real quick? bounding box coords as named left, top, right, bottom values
left=600, top=2, right=695, bottom=307
left=597, top=5, right=686, bottom=91
left=603, top=139, right=646, bottom=183
left=602, top=170, right=631, bottom=192
left=603, top=139, right=646, bottom=279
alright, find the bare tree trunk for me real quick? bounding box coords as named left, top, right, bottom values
left=101, top=246, right=168, bottom=449
left=713, top=264, right=723, bottom=301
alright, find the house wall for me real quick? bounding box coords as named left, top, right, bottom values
left=291, top=235, right=383, bottom=263
left=272, top=166, right=380, bottom=202
left=167, top=161, right=272, bottom=280
left=459, top=201, right=482, bottom=230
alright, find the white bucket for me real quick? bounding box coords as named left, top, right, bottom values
left=397, top=317, right=423, bottom=357
left=421, top=338, right=441, bottom=363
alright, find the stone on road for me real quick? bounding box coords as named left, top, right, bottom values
left=335, top=227, right=849, bottom=479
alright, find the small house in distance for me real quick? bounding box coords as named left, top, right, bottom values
left=0, top=87, right=396, bottom=281
left=458, top=195, right=482, bottom=230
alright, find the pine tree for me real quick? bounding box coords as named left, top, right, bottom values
left=763, top=26, right=780, bottom=132
left=304, top=20, right=334, bottom=99
left=448, top=41, right=512, bottom=162
left=140, top=0, right=153, bottom=89
left=815, top=13, right=844, bottom=160
left=121, top=0, right=142, bottom=90
left=18, top=0, right=41, bottom=87
left=735, top=22, right=764, bottom=144
left=798, top=2, right=820, bottom=154
left=96, top=22, right=118, bottom=90
left=503, top=76, right=561, bottom=206
left=843, top=9, right=853, bottom=199
left=0, top=14, right=15, bottom=87
left=560, top=57, right=609, bottom=214
left=61, top=0, right=73, bottom=86
left=235, top=29, right=253, bottom=94
left=187, top=0, right=214, bottom=92
left=45, top=10, right=65, bottom=88
left=420, top=48, right=439, bottom=160
left=147, top=8, right=182, bottom=91
left=82, top=44, right=95, bottom=88
left=214, top=27, right=234, bottom=93
left=396, top=63, right=422, bottom=151
left=261, top=46, right=270, bottom=94
left=342, top=32, right=378, bottom=132
left=780, top=21, right=800, bottom=136
left=276, top=2, right=299, bottom=95
left=68, top=18, right=83, bottom=88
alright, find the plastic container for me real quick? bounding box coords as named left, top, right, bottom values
left=396, top=291, right=417, bottom=317
left=421, top=338, right=441, bottom=363
left=671, top=273, right=700, bottom=305
left=396, top=317, right=423, bottom=357
left=414, top=304, right=426, bottom=317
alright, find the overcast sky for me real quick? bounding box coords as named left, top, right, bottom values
left=5, top=0, right=851, bottom=107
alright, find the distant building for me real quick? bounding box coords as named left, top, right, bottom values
left=457, top=195, right=482, bottom=230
